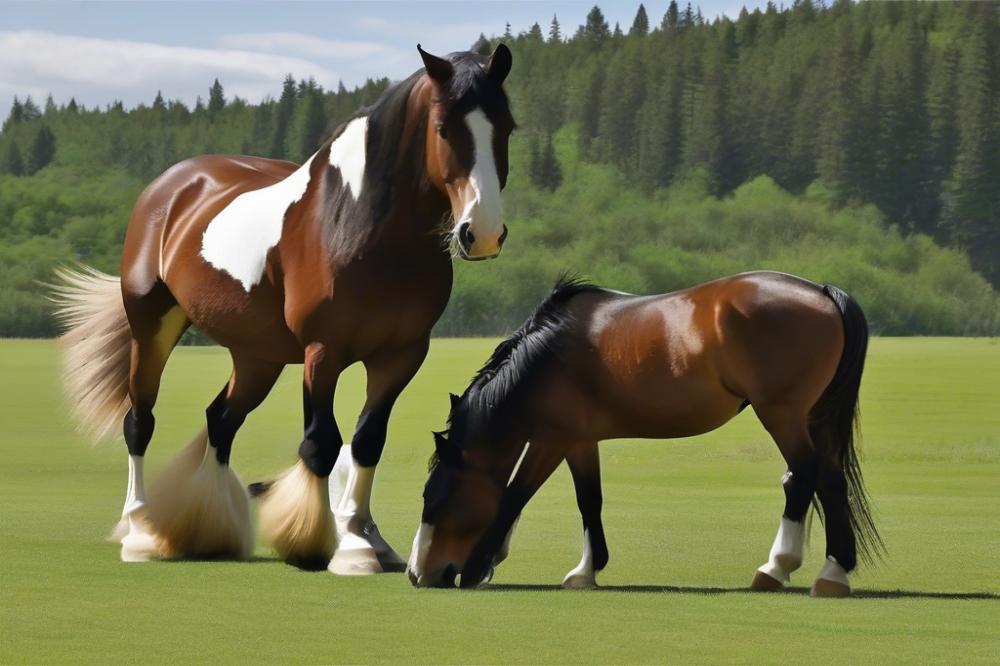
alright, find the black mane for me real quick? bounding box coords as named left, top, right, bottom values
left=443, top=276, right=605, bottom=450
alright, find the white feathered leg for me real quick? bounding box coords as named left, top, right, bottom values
left=328, top=445, right=405, bottom=574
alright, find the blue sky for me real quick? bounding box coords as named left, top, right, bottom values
left=1, top=1, right=764, bottom=115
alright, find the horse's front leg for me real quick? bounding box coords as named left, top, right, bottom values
left=562, top=442, right=609, bottom=589
left=328, top=340, right=429, bottom=575
left=460, top=435, right=570, bottom=588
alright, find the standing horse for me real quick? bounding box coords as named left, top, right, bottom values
left=52, top=44, right=516, bottom=574
left=409, top=272, right=882, bottom=596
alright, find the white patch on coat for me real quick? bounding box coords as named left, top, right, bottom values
left=200, top=154, right=317, bottom=291
left=200, top=116, right=367, bottom=292
left=455, top=109, right=502, bottom=239
left=328, top=116, right=367, bottom=199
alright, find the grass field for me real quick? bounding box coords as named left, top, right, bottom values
left=1, top=338, right=999, bottom=664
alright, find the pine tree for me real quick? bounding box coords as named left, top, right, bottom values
left=295, top=89, right=328, bottom=162
left=613, top=21, right=623, bottom=39
left=504, top=22, right=513, bottom=40
left=472, top=33, right=492, bottom=54
left=66, top=98, right=78, bottom=114
left=537, top=134, right=562, bottom=190
left=208, top=79, right=226, bottom=121
left=22, top=96, right=41, bottom=121
left=270, top=75, right=297, bottom=159
left=2, top=139, right=25, bottom=176
left=3, top=96, right=24, bottom=132
left=549, top=14, right=562, bottom=42
left=26, top=126, right=56, bottom=174
left=942, top=9, right=1000, bottom=283
left=582, top=6, right=610, bottom=41
left=152, top=91, right=166, bottom=112
left=630, top=4, right=650, bottom=36
left=528, top=22, right=544, bottom=41
left=44, top=94, right=57, bottom=116
left=816, top=21, right=863, bottom=203
left=663, top=1, right=680, bottom=30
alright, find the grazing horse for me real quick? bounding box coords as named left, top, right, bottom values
left=409, top=272, right=882, bottom=596
left=52, top=44, right=516, bottom=574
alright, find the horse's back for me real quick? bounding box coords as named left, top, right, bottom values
left=120, top=154, right=306, bottom=361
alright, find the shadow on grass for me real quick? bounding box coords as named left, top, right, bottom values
left=484, top=583, right=1000, bottom=600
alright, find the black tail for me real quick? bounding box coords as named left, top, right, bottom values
left=812, top=284, right=884, bottom=567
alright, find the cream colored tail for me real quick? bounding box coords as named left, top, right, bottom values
left=50, top=266, right=132, bottom=443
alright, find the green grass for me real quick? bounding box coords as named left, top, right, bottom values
left=1, top=338, right=998, bottom=664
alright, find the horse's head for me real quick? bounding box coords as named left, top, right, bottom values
left=407, top=430, right=512, bottom=587
left=417, top=44, right=515, bottom=261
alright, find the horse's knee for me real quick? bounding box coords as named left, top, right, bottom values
left=205, top=387, right=247, bottom=465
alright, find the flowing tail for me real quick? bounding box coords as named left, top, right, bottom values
left=812, top=284, right=884, bottom=566
left=49, top=266, right=132, bottom=443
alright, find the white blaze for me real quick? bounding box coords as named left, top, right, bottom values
left=456, top=109, right=503, bottom=240
left=201, top=116, right=367, bottom=292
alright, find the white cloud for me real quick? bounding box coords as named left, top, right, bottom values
left=217, top=32, right=399, bottom=60
left=351, top=15, right=492, bottom=54
left=0, top=30, right=338, bottom=110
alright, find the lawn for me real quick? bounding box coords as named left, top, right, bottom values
left=1, top=338, right=998, bottom=664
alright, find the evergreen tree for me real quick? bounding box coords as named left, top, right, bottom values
left=3, top=96, right=24, bottom=131
left=2, top=139, right=25, bottom=176
left=943, top=10, right=1000, bottom=283
left=613, top=21, right=623, bottom=39
left=663, top=1, right=680, bottom=30
left=66, top=98, right=78, bottom=114
left=582, top=6, right=610, bottom=41
left=270, top=75, right=297, bottom=159
left=816, top=21, right=863, bottom=203
left=630, top=4, right=650, bottom=36
left=208, top=79, right=226, bottom=121
left=504, top=22, right=513, bottom=40
left=472, top=33, right=492, bottom=54
left=26, top=126, right=56, bottom=175
left=294, top=89, right=328, bottom=162
left=527, top=22, right=544, bottom=41
left=549, top=14, right=562, bottom=42
left=44, top=94, right=57, bottom=116
left=152, top=90, right=166, bottom=112
left=22, top=96, right=41, bottom=121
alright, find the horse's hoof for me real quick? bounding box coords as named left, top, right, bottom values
left=328, top=546, right=383, bottom=575
left=811, top=578, right=851, bottom=598
left=561, top=572, right=597, bottom=589
left=750, top=569, right=784, bottom=591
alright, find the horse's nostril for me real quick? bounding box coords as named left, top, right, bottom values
left=459, top=222, right=475, bottom=249
left=498, top=225, right=509, bottom=247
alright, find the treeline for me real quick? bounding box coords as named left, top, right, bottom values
left=495, top=0, right=1000, bottom=285
left=0, top=0, right=998, bottom=337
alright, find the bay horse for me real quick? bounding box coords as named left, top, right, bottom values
left=52, top=44, right=516, bottom=574
left=409, top=272, right=883, bottom=596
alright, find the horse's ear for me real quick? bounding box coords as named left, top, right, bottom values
left=486, top=44, right=512, bottom=84
left=449, top=393, right=460, bottom=409
left=417, top=44, right=453, bottom=85
left=433, top=431, right=460, bottom=463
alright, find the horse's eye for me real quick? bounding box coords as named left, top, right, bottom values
left=436, top=124, right=447, bottom=138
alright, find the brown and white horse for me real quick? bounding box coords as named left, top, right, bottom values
left=52, top=45, right=516, bottom=574
left=409, top=272, right=883, bottom=596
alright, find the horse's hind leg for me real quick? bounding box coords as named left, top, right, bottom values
left=115, top=289, right=190, bottom=561
left=141, top=353, right=283, bottom=560
left=750, top=406, right=818, bottom=591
